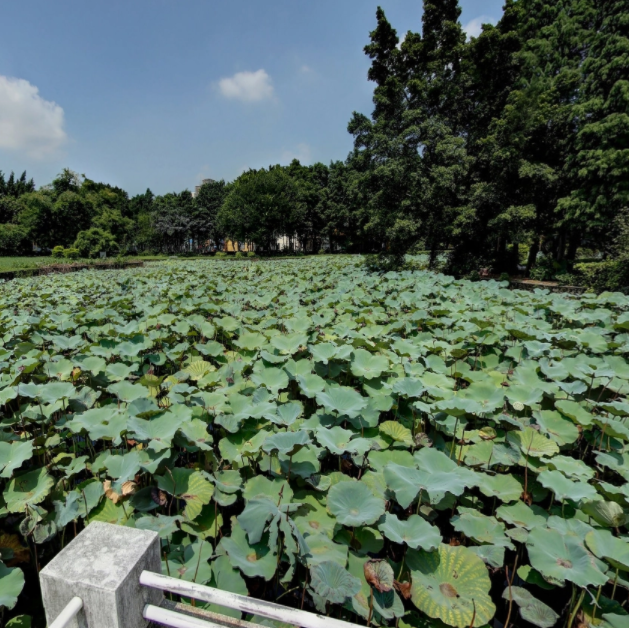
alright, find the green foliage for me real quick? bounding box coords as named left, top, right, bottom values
left=247, top=251, right=255, bottom=258
left=0, top=256, right=626, bottom=626
left=572, top=260, right=629, bottom=293
left=51, top=246, right=65, bottom=258
left=0, top=225, right=29, bottom=256
left=74, top=228, right=119, bottom=258
left=63, top=248, right=80, bottom=260
left=234, top=251, right=243, bottom=259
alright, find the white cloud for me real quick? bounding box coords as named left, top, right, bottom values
left=218, top=69, right=274, bottom=103
left=0, top=75, right=67, bottom=158
left=463, top=15, right=497, bottom=39
left=281, top=143, right=312, bottom=165
left=299, top=65, right=313, bottom=74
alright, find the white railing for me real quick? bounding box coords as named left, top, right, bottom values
left=48, top=597, right=83, bottom=628
left=39, top=522, right=363, bottom=628
left=140, top=571, right=361, bottom=628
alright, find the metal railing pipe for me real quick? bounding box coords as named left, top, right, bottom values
left=48, top=597, right=83, bottom=628
left=144, top=604, right=227, bottom=628
left=140, top=571, right=361, bottom=628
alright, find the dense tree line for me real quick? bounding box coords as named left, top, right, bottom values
left=0, top=0, right=627, bottom=273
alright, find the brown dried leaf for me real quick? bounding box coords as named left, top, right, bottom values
left=0, top=533, right=30, bottom=566
left=394, top=580, right=412, bottom=600
left=151, top=487, right=168, bottom=506
left=364, top=558, right=394, bottom=593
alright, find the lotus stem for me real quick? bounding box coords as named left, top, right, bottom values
left=192, top=539, right=204, bottom=583
left=504, top=564, right=514, bottom=628
left=592, top=586, right=602, bottom=622
left=567, top=588, right=585, bottom=628
left=612, top=567, right=619, bottom=600
left=367, top=588, right=374, bottom=627
left=450, top=416, right=460, bottom=459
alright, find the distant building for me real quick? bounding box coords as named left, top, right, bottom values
left=193, top=178, right=215, bottom=197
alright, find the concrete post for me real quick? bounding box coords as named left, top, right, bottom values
left=40, top=521, right=163, bottom=628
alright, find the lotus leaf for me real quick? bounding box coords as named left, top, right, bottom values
left=526, top=527, right=608, bottom=587
left=4, top=468, right=54, bottom=513
left=585, top=529, right=629, bottom=572
left=0, top=441, right=33, bottom=479
left=409, top=544, right=495, bottom=628
left=0, top=563, right=24, bottom=609
left=378, top=513, right=441, bottom=550
left=316, top=387, right=367, bottom=418
left=538, top=470, right=597, bottom=504
left=327, top=481, right=385, bottom=527
left=156, top=468, right=214, bottom=519
left=309, top=560, right=362, bottom=604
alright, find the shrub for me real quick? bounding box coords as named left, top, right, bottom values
left=51, top=245, right=65, bottom=259
left=63, top=248, right=80, bottom=260
left=247, top=251, right=255, bottom=258
left=529, top=255, right=560, bottom=281
left=318, top=249, right=326, bottom=255
left=466, top=270, right=481, bottom=282
left=74, top=228, right=119, bottom=259
left=234, top=251, right=243, bottom=258
left=572, top=260, right=629, bottom=293
left=499, top=272, right=510, bottom=282
left=0, top=224, right=29, bottom=256
left=215, top=251, right=227, bottom=258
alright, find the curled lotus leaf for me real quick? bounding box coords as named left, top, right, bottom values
left=182, top=360, right=215, bottom=381
left=156, top=468, right=214, bottom=520
left=502, top=587, right=559, bottom=628
left=581, top=500, right=627, bottom=528
left=379, top=421, right=413, bottom=446
left=309, top=560, right=361, bottom=605
left=507, top=427, right=559, bottom=458
left=364, top=558, right=394, bottom=592
left=326, top=481, right=385, bottom=527
left=409, top=544, right=495, bottom=628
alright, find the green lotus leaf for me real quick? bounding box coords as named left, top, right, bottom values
left=413, top=448, right=477, bottom=504
left=127, top=413, right=184, bottom=452
left=107, top=381, right=149, bottom=403
left=316, top=426, right=358, bottom=455
left=270, top=401, right=303, bottom=426
left=409, top=544, right=495, bottom=628
left=555, top=400, right=594, bottom=426
left=270, top=332, right=307, bottom=355
left=204, top=555, right=248, bottom=619
left=105, top=362, right=136, bottom=382
left=156, top=468, right=214, bottom=519
left=243, top=476, right=293, bottom=503
left=303, top=533, right=348, bottom=566
left=178, top=419, right=213, bottom=451
left=163, top=538, right=213, bottom=584
left=378, top=513, right=441, bottom=551
left=451, top=508, right=514, bottom=549
left=542, top=455, right=594, bottom=482
left=234, top=332, right=267, bottom=351
left=526, top=526, right=608, bottom=587
left=535, top=410, right=579, bottom=446
left=103, top=450, right=143, bottom=482
left=351, top=349, right=389, bottom=379
left=0, top=563, right=24, bottom=610
left=309, top=560, right=361, bottom=604
left=379, top=421, right=413, bottom=446
left=585, top=529, right=629, bottom=572
left=538, top=470, right=597, bottom=504
left=602, top=614, right=629, bottom=628
left=263, top=430, right=311, bottom=457
left=507, top=427, right=559, bottom=458
left=369, top=449, right=415, bottom=472
left=502, top=587, right=559, bottom=628
left=467, top=544, right=505, bottom=569
left=309, top=343, right=338, bottom=364
left=316, top=387, right=367, bottom=418
left=0, top=440, right=33, bottom=479
left=296, top=373, right=326, bottom=398
left=66, top=407, right=128, bottom=445
left=392, top=378, right=425, bottom=398
left=476, top=472, right=522, bottom=503
left=495, top=501, right=548, bottom=530
left=38, top=381, right=76, bottom=404
left=581, top=500, right=627, bottom=528
left=4, top=468, right=54, bottom=513
left=213, top=470, right=243, bottom=495
left=384, top=463, right=425, bottom=509
left=250, top=366, right=289, bottom=393
left=220, top=517, right=277, bottom=580
left=327, top=481, right=385, bottom=527
left=136, top=514, right=184, bottom=538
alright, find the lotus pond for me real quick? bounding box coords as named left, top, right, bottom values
left=1, top=257, right=629, bottom=628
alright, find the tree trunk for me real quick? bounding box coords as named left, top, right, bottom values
left=526, top=237, right=540, bottom=276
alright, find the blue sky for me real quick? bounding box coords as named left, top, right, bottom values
left=0, top=0, right=505, bottom=196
